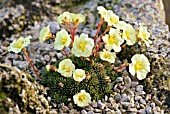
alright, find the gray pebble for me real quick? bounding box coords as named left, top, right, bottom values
left=85, top=106, right=94, bottom=111
left=140, top=99, right=146, bottom=105
left=138, top=109, right=146, bottom=114
left=154, top=99, right=162, bottom=107
left=81, top=110, right=87, bottom=114
left=136, top=91, right=146, bottom=96
left=114, top=93, right=121, bottom=102
left=82, top=28, right=91, bottom=34
left=124, top=76, right=131, bottom=87
left=121, top=94, right=129, bottom=102
left=98, top=101, right=106, bottom=109
left=44, top=54, right=50, bottom=62
left=94, top=109, right=102, bottom=113
left=146, top=106, right=152, bottom=114
left=120, top=102, right=131, bottom=109
left=68, top=103, right=73, bottom=109
left=108, top=97, right=116, bottom=106
left=135, top=96, right=142, bottom=101
left=91, top=102, right=97, bottom=108
left=150, top=102, right=155, bottom=108
left=131, top=82, right=139, bottom=87
left=49, top=21, right=60, bottom=35
left=115, top=109, right=121, bottom=114
left=136, top=85, right=143, bottom=92
left=115, top=77, right=123, bottom=83
left=61, top=106, right=69, bottom=113
left=87, top=111, right=94, bottom=114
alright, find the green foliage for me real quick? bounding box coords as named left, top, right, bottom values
left=41, top=55, right=118, bottom=104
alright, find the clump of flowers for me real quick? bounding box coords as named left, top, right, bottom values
left=8, top=6, right=152, bottom=108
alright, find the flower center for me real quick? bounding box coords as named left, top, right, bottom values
left=110, top=17, right=118, bottom=24
left=14, top=40, right=24, bottom=49
left=142, top=32, right=147, bottom=39
left=78, top=40, right=86, bottom=51
left=103, top=53, right=111, bottom=59
left=125, top=30, right=130, bottom=39
left=62, top=65, right=70, bottom=72
left=108, top=35, right=117, bottom=45
left=60, top=37, right=68, bottom=45
left=78, top=94, right=85, bottom=102
left=134, top=61, right=145, bottom=71
left=76, top=73, right=83, bottom=78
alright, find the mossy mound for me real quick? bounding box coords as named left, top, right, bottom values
left=41, top=55, right=119, bottom=104
left=0, top=64, right=50, bottom=113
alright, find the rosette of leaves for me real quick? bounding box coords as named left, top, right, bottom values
left=41, top=55, right=119, bottom=104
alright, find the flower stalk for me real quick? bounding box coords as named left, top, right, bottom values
left=23, top=48, right=41, bottom=79
left=94, top=19, right=103, bottom=43
left=114, top=63, right=129, bottom=72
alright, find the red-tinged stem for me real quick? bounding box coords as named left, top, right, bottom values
left=23, top=48, right=41, bottom=79
left=121, top=44, right=126, bottom=49
left=114, top=64, right=129, bottom=72
left=62, top=48, right=68, bottom=58
left=49, top=35, right=56, bottom=39
left=72, top=26, right=77, bottom=41
left=66, top=22, right=74, bottom=41
left=94, top=26, right=110, bottom=58
left=88, top=57, right=92, bottom=64
left=94, top=19, right=103, bottom=44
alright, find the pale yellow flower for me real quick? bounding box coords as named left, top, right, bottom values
left=104, top=10, right=119, bottom=26
left=8, top=36, right=31, bottom=53
left=129, top=54, right=150, bottom=80
left=137, top=24, right=152, bottom=47
left=97, top=6, right=108, bottom=18
left=57, top=12, right=71, bottom=24
left=73, top=69, right=86, bottom=82
left=122, top=24, right=137, bottom=45
left=54, top=29, right=71, bottom=50
left=114, top=21, right=127, bottom=30
left=102, top=28, right=124, bottom=52
left=72, top=33, right=94, bottom=57
left=73, top=90, right=91, bottom=107
left=57, top=59, right=75, bottom=77
left=99, top=50, right=116, bottom=63
left=39, top=25, right=51, bottom=44
left=71, top=13, right=85, bottom=26
left=46, top=65, right=51, bottom=71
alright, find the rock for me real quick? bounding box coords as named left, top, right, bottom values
left=121, top=94, right=129, bottom=102
left=91, top=102, right=97, bottom=108
left=154, top=99, right=162, bottom=107
left=49, top=21, right=60, bottom=35
left=61, top=105, right=69, bottom=113
left=44, top=54, right=50, bottom=62
left=146, top=106, right=152, bottom=114
left=135, top=96, right=142, bottom=101
left=108, top=97, right=116, bottom=106
left=85, top=106, right=94, bottom=111
left=87, top=111, right=94, bottom=114
left=120, top=102, right=131, bottom=109
left=114, top=93, right=121, bottom=102
left=139, top=99, right=146, bottom=105
left=136, top=91, right=146, bottom=96
left=94, top=109, right=102, bottom=113
left=68, top=103, right=74, bottom=109
left=136, top=85, right=143, bottom=92
left=138, top=109, right=146, bottom=114
left=150, top=102, right=155, bottom=108
left=124, top=76, right=131, bottom=87
left=98, top=101, right=106, bottom=109
left=115, top=77, right=123, bottom=83
left=131, top=82, right=139, bottom=88
left=81, top=110, right=87, bottom=114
